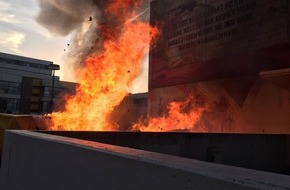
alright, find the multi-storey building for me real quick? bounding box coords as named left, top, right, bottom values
left=0, top=52, right=76, bottom=114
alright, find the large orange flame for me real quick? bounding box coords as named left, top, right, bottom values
left=48, top=0, right=206, bottom=132
left=48, top=1, right=158, bottom=130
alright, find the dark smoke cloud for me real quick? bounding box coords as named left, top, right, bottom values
left=36, top=0, right=103, bottom=78
left=36, top=0, right=151, bottom=75
left=36, top=0, right=97, bottom=36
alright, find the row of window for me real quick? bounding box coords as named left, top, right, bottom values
left=0, top=80, right=64, bottom=97
left=43, top=86, right=66, bottom=97
left=0, top=81, right=20, bottom=95
left=0, top=97, right=53, bottom=113
left=0, top=98, right=19, bottom=113
left=0, top=57, right=50, bottom=70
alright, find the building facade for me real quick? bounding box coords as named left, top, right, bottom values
left=149, top=0, right=290, bottom=133
left=0, top=52, right=76, bottom=114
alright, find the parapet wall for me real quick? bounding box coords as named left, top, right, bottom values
left=1, top=130, right=290, bottom=190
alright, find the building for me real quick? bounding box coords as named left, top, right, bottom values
left=109, top=93, right=148, bottom=130
left=149, top=0, right=290, bottom=133
left=0, top=52, right=76, bottom=114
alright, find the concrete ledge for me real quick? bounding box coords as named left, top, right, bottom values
left=40, top=131, right=290, bottom=173
left=1, top=130, right=290, bottom=190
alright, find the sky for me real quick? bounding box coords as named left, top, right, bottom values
left=0, top=0, right=149, bottom=93
left=0, top=0, right=72, bottom=80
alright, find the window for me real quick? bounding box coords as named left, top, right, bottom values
left=44, top=87, right=51, bottom=97
left=0, top=98, right=19, bottom=113
left=0, top=81, right=20, bottom=95
left=0, top=57, right=50, bottom=70
left=42, top=101, right=51, bottom=112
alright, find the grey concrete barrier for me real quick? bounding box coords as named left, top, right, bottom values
left=1, top=130, right=290, bottom=190
left=40, top=131, right=290, bottom=173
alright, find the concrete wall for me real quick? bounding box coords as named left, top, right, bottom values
left=40, top=131, right=290, bottom=174
left=1, top=130, right=290, bottom=190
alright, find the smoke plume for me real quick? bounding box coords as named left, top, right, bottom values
left=36, top=0, right=151, bottom=82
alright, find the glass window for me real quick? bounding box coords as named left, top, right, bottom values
left=42, top=101, right=51, bottom=112
left=32, top=79, right=42, bottom=86
left=0, top=81, right=20, bottom=95
left=0, top=98, right=19, bottom=113
left=31, top=96, right=40, bottom=102
left=0, top=100, right=7, bottom=112
left=32, top=88, right=41, bottom=95
left=44, top=87, right=51, bottom=97
left=0, top=57, right=50, bottom=70
left=30, top=104, right=39, bottom=110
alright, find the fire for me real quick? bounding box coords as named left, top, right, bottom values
left=48, top=0, right=158, bottom=130
left=132, top=95, right=207, bottom=132
left=47, top=0, right=206, bottom=132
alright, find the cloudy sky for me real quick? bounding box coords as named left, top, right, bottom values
left=0, top=0, right=72, bottom=80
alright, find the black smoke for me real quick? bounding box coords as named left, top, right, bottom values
left=36, top=0, right=151, bottom=70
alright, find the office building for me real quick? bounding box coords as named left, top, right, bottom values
left=0, top=52, right=76, bottom=114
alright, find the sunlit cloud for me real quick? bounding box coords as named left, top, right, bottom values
left=0, top=1, right=21, bottom=24
left=0, top=1, right=11, bottom=11
left=0, top=13, right=22, bottom=24
left=0, top=29, right=26, bottom=54
left=0, top=0, right=50, bottom=37
left=130, top=54, right=149, bottom=93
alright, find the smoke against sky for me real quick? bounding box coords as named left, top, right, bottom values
left=0, top=0, right=152, bottom=93
left=36, top=0, right=97, bottom=36
left=36, top=0, right=101, bottom=82
left=35, top=0, right=152, bottom=92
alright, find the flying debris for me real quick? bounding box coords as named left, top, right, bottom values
left=64, top=49, right=66, bottom=51
left=127, top=70, right=130, bottom=73
left=67, top=44, right=70, bottom=46
left=43, top=0, right=159, bottom=131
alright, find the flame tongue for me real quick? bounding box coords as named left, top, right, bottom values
left=49, top=1, right=158, bottom=131
left=132, top=95, right=207, bottom=132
